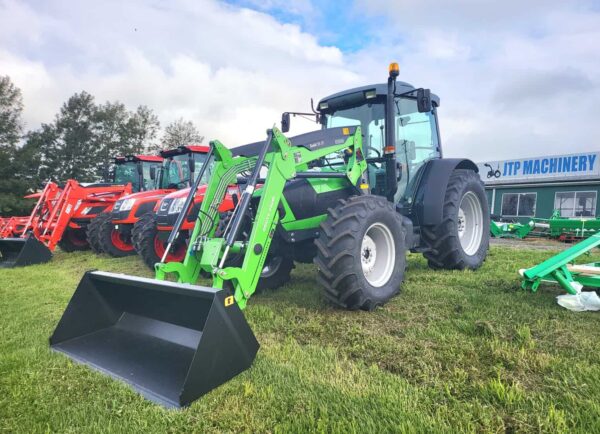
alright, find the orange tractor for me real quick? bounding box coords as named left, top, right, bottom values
left=0, top=155, right=162, bottom=267
left=87, top=145, right=221, bottom=257
left=132, top=183, right=239, bottom=269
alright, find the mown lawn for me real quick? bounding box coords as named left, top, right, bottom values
left=1, top=246, right=600, bottom=433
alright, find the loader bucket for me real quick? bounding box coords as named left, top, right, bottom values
left=0, top=236, right=52, bottom=268
left=50, top=271, right=259, bottom=408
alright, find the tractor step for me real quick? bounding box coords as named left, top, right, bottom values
left=50, top=271, right=259, bottom=408
left=0, top=236, right=52, bottom=268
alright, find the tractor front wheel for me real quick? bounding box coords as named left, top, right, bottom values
left=86, top=212, right=110, bottom=253
left=135, top=213, right=187, bottom=269
left=314, top=195, right=406, bottom=311
left=97, top=217, right=135, bottom=257
left=422, top=169, right=489, bottom=270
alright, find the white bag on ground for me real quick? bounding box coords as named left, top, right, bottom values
left=557, top=291, right=600, bottom=312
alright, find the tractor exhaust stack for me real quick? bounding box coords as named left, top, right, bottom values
left=0, top=236, right=52, bottom=268
left=50, top=271, right=259, bottom=408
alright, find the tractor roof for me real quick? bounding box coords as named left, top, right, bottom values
left=160, top=144, right=210, bottom=158
left=317, top=82, right=440, bottom=112
left=135, top=155, right=163, bottom=162
left=114, top=155, right=163, bottom=164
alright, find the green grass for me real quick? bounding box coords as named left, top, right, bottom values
left=1, top=246, right=600, bottom=433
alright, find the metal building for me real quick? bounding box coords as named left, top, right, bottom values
left=477, top=152, right=600, bottom=222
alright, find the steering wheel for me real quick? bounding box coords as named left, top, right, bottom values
left=366, top=146, right=381, bottom=158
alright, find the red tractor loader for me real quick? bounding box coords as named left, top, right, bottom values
left=0, top=216, right=31, bottom=238
left=88, top=145, right=215, bottom=257
left=0, top=155, right=162, bottom=268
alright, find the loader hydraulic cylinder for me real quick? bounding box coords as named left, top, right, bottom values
left=161, top=145, right=214, bottom=263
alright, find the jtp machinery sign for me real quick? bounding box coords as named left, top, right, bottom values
left=477, top=152, right=600, bottom=184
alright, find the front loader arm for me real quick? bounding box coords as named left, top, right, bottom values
left=157, top=126, right=366, bottom=309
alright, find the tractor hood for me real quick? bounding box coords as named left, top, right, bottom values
left=116, top=189, right=174, bottom=202
left=161, top=185, right=205, bottom=200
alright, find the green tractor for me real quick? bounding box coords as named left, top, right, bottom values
left=50, top=63, right=489, bottom=407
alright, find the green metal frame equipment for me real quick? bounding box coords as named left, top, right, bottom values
left=490, top=220, right=533, bottom=239
left=521, top=232, right=600, bottom=295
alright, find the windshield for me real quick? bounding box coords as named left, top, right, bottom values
left=113, top=161, right=140, bottom=191
left=160, top=152, right=210, bottom=189
left=324, top=96, right=440, bottom=200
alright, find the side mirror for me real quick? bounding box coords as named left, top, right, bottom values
left=281, top=112, right=290, bottom=133
left=416, top=88, right=432, bottom=113
left=149, top=166, right=156, bottom=180
left=188, top=156, right=195, bottom=174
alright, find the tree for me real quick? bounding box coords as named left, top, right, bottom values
left=92, top=102, right=160, bottom=179
left=2, top=87, right=162, bottom=215
left=50, top=91, right=98, bottom=181
left=0, top=76, right=23, bottom=147
left=161, top=118, right=204, bottom=149
left=0, top=76, right=31, bottom=215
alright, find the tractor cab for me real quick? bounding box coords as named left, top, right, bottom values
left=113, top=155, right=164, bottom=192
left=282, top=65, right=441, bottom=207
left=316, top=82, right=441, bottom=204
left=158, top=145, right=212, bottom=190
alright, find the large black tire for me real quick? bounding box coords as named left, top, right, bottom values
left=256, top=255, right=294, bottom=291
left=131, top=211, right=153, bottom=251
left=135, top=213, right=188, bottom=270
left=97, top=215, right=136, bottom=257
left=58, top=228, right=90, bottom=252
left=314, top=195, right=406, bottom=311
left=216, top=211, right=294, bottom=291
left=86, top=212, right=110, bottom=253
left=421, top=169, right=489, bottom=270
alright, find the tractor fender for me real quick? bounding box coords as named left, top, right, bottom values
left=413, top=158, right=479, bottom=226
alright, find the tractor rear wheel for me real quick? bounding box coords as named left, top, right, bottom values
left=314, top=195, right=406, bottom=311
left=58, top=228, right=90, bottom=252
left=86, top=212, right=110, bottom=253
left=422, top=169, right=489, bottom=270
left=97, top=217, right=135, bottom=257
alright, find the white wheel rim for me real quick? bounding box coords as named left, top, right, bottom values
left=458, top=191, right=483, bottom=256
left=361, top=222, right=395, bottom=287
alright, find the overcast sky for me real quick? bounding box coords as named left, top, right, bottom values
left=1, top=0, right=599, bottom=161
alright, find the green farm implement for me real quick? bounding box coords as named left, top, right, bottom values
left=531, top=211, right=600, bottom=241
left=520, top=232, right=600, bottom=295
left=490, top=219, right=533, bottom=239
left=50, top=63, right=490, bottom=407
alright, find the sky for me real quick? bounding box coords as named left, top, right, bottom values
left=1, top=0, right=599, bottom=161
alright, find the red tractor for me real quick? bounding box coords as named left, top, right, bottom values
left=133, top=184, right=239, bottom=269
left=0, top=155, right=162, bottom=268
left=88, top=145, right=215, bottom=257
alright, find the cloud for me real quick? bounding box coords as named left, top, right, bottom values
left=1, top=0, right=599, bottom=162
left=0, top=0, right=360, bottom=145
left=350, top=0, right=600, bottom=160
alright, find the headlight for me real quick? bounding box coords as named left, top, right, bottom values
left=168, top=197, right=186, bottom=214
left=119, top=198, right=136, bottom=211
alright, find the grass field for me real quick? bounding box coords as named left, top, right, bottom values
left=1, top=246, right=600, bottom=433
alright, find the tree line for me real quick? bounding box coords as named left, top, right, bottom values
left=0, top=76, right=204, bottom=216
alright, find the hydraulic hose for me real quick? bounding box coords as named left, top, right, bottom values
left=160, top=144, right=214, bottom=263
